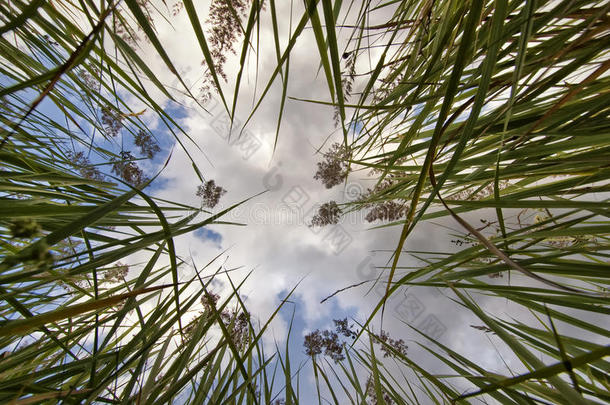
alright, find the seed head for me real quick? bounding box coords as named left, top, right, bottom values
left=313, top=143, right=351, bottom=189
left=111, top=151, right=148, bottom=186
left=378, top=330, right=407, bottom=358
left=101, top=106, right=123, bottom=138
left=103, top=262, right=129, bottom=283
left=309, top=201, right=341, bottom=227
left=364, top=200, right=408, bottom=223
left=196, top=180, right=227, bottom=208
left=134, top=130, right=161, bottom=159
left=303, top=329, right=345, bottom=362
left=9, top=218, right=42, bottom=239
left=66, top=151, right=104, bottom=181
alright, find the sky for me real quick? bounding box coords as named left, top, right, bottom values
left=106, top=1, right=567, bottom=401
left=2, top=1, right=607, bottom=403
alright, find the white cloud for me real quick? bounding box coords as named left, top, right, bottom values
left=115, top=2, right=573, bottom=400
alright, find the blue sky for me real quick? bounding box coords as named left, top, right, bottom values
left=195, top=227, right=223, bottom=247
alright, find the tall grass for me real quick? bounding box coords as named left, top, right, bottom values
left=0, top=1, right=291, bottom=403
left=1, top=0, right=609, bottom=404
left=305, top=0, right=610, bottom=403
